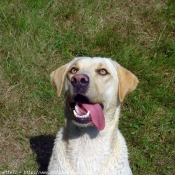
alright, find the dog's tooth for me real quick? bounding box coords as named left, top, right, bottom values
left=82, top=114, right=86, bottom=118
left=75, top=105, right=79, bottom=114
left=82, top=111, right=90, bottom=118
left=73, top=110, right=90, bottom=118
left=73, top=110, right=76, bottom=116
left=73, top=110, right=79, bottom=118
left=84, top=111, right=90, bottom=118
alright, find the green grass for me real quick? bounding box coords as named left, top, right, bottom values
left=0, top=0, right=175, bottom=174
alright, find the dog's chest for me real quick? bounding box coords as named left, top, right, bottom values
left=66, top=135, right=110, bottom=174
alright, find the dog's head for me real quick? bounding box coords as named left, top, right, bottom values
left=50, top=57, right=139, bottom=131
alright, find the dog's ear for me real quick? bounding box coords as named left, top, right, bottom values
left=116, top=64, right=139, bottom=102
left=50, top=63, right=69, bottom=97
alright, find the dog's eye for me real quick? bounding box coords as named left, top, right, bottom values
left=98, top=69, right=108, bottom=75
left=70, top=67, right=78, bottom=74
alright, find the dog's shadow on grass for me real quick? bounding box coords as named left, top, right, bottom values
left=30, top=135, right=55, bottom=175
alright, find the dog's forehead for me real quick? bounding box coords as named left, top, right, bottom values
left=70, top=57, right=117, bottom=73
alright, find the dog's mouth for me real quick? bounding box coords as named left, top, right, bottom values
left=70, top=94, right=105, bottom=130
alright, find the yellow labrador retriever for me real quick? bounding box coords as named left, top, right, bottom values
left=48, top=57, right=138, bottom=175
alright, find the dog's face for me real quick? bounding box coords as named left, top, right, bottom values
left=51, top=57, right=138, bottom=130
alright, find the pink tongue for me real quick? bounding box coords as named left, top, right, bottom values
left=81, top=103, right=105, bottom=130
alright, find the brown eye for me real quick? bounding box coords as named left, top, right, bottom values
left=70, top=67, right=78, bottom=74
left=98, top=69, right=108, bottom=75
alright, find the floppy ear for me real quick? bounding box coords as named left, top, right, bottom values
left=50, top=63, right=69, bottom=97
left=116, top=64, right=139, bottom=102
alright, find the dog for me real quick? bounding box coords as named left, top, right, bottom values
left=48, top=57, right=139, bottom=175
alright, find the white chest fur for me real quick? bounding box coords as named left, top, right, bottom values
left=48, top=127, right=132, bottom=175
left=66, top=130, right=111, bottom=174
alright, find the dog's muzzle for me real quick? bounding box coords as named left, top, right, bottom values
left=71, top=74, right=89, bottom=95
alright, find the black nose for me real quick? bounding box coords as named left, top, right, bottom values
left=71, top=74, right=89, bottom=87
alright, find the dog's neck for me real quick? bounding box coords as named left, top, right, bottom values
left=68, top=125, right=100, bottom=138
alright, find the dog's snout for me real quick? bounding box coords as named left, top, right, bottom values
left=71, top=74, right=89, bottom=87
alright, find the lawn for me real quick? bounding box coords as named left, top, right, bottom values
left=0, top=0, right=175, bottom=174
